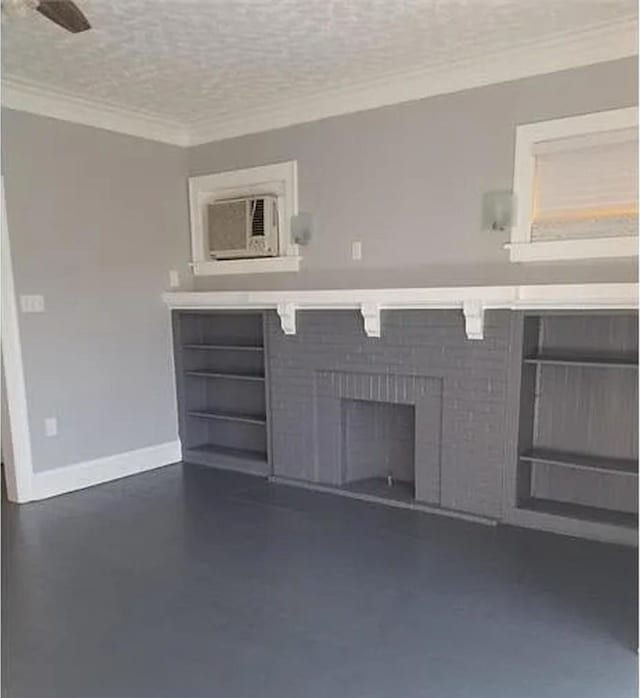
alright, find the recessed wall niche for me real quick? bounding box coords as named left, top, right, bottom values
left=341, top=399, right=416, bottom=503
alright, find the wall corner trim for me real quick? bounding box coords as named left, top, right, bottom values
left=30, top=440, right=182, bottom=501
left=1, top=176, right=34, bottom=503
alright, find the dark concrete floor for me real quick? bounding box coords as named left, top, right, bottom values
left=2, top=463, right=638, bottom=698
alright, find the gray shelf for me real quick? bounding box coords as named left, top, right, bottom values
left=182, top=444, right=269, bottom=476
left=184, top=344, right=264, bottom=352
left=191, top=443, right=266, bottom=462
left=520, top=448, right=637, bottom=476
left=520, top=497, right=638, bottom=529
left=515, top=313, right=639, bottom=536
left=185, top=370, right=265, bottom=382
left=187, top=409, right=266, bottom=425
left=174, top=311, right=270, bottom=478
left=524, top=355, right=637, bottom=369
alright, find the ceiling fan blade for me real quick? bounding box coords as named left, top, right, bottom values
left=36, top=0, right=90, bottom=33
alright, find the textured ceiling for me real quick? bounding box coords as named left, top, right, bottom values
left=1, top=0, right=637, bottom=126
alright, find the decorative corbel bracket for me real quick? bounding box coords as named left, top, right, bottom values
left=462, top=300, right=485, bottom=340
left=360, top=303, right=381, bottom=338
left=276, top=302, right=297, bottom=335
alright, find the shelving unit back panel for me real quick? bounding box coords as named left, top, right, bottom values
left=535, top=365, right=638, bottom=461
left=179, top=312, right=264, bottom=348
left=182, top=349, right=265, bottom=376
left=184, top=376, right=266, bottom=417
left=538, top=313, right=638, bottom=361
left=198, top=419, right=267, bottom=455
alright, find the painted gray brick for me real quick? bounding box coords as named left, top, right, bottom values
left=266, top=309, right=514, bottom=518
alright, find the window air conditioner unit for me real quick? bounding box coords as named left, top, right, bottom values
left=206, top=195, right=279, bottom=260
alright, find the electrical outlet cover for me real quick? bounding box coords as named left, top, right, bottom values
left=20, top=295, right=45, bottom=313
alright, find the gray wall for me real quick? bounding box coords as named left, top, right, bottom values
left=188, top=58, right=638, bottom=291
left=2, top=58, right=637, bottom=476
left=2, top=109, right=190, bottom=472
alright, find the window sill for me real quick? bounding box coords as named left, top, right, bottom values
left=193, top=256, right=302, bottom=276
left=505, top=237, right=638, bottom=263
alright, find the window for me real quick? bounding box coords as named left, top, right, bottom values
left=188, top=161, right=300, bottom=275
left=506, top=108, right=638, bottom=262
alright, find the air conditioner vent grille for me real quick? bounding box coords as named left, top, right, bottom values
left=251, top=199, right=265, bottom=237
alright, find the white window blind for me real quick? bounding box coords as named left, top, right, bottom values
left=531, top=128, right=638, bottom=242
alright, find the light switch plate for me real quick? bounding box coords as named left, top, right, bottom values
left=45, top=417, right=58, bottom=437
left=169, top=270, right=180, bottom=288
left=20, top=295, right=45, bottom=313
left=351, top=241, right=362, bottom=261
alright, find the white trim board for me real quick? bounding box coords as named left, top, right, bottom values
left=0, top=176, right=34, bottom=503
left=192, top=256, right=301, bottom=276
left=506, top=237, right=638, bottom=262
left=162, top=283, right=639, bottom=341
left=2, top=18, right=636, bottom=146
left=30, top=440, right=182, bottom=501
left=188, top=161, right=300, bottom=275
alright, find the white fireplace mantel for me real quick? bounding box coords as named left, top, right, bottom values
left=162, top=283, right=638, bottom=340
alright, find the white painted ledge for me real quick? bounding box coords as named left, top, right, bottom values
left=163, top=282, right=638, bottom=340
left=193, top=256, right=301, bottom=276
left=505, top=237, right=638, bottom=262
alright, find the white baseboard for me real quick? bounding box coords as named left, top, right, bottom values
left=30, top=440, right=182, bottom=501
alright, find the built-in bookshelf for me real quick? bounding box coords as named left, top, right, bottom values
left=515, top=313, right=638, bottom=536
left=172, top=311, right=270, bottom=475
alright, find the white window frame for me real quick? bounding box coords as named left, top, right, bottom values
left=506, top=107, right=638, bottom=263
left=188, top=161, right=300, bottom=276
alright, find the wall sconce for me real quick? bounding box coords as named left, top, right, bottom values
left=291, top=212, right=313, bottom=246
left=482, top=191, right=515, bottom=232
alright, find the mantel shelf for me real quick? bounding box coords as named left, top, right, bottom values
left=163, top=283, right=638, bottom=341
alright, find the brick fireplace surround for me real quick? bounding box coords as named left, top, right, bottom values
left=267, top=310, right=510, bottom=519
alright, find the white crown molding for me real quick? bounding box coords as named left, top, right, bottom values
left=1, top=77, right=189, bottom=146
left=1, top=19, right=637, bottom=147
left=186, top=18, right=638, bottom=145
